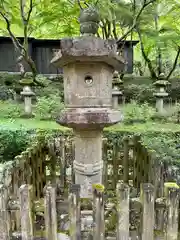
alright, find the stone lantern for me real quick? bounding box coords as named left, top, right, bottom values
left=51, top=7, right=124, bottom=197
left=20, top=85, right=35, bottom=117
left=112, top=71, right=123, bottom=108
left=153, top=73, right=170, bottom=114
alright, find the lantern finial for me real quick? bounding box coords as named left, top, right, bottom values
left=79, top=7, right=100, bottom=35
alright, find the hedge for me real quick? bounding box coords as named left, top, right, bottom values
left=1, top=124, right=180, bottom=167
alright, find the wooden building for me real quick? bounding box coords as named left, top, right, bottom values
left=0, top=37, right=138, bottom=74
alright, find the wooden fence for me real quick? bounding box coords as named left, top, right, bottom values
left=0, top=182, right=179, bottom=240
left=0, top=133, right=74, bottom=199
left=0, top=133, right=164, bottom=201
left=103, top=135, right=157, bottom=191
left=0, top=133, right=159, bottom=200
left=0, top=132, right=176, bottom=239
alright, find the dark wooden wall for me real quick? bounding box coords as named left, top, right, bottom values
left=0, top=40, right=19, bottom=72
left=0, top=37, right=138, bottom=74
left=118, top=40, right=138, bottom=74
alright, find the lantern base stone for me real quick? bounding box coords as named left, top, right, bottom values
left=56, top=107, right=123, bottom=129
left=73, top=130, right=103, bottom=198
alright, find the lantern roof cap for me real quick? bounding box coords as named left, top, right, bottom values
left=51, top=36, right=125, bottom=71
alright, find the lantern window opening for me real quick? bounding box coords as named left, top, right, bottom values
left=84, top=75, right=93, bottom=86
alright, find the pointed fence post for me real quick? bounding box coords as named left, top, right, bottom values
left=92, top=184, right=105, bottom=240
left=19, top=184, right=33, bottom=240
left=0, top=185, right=10, bottom=240
left=69, top=184, right=81, bottom=240
left=155, top=197, right=166, bottom=238
left=60, top=137, right=66, bottom=188
left=164, top=183, right=179, bottom=240
left=44, top=184, right=57, bottom=240
left=123, top=137, right=129, bottom=184
left=141, top=183, right=155, bottom=240
left=116, top=181, right=129, bottom=240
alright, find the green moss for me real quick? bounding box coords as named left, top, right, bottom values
left=34, top=198, right=45, bottom=212
left=164, top=182, right=179, bottom=189
left=92, top=183, right=105, bottom=192
left=153, top=80, right=170, bottom=86
left=19, top=78, right=34, bottom=86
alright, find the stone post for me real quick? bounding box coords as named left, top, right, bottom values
left=164, top=183, right=179, bottom=240
left=0, top=185, right=9, bottom=240
left=153, top=73, right=170, bottom=114
left=141, top=183, right=155, bottom=240
left=51, top=7, right=124, bottom=198
left=112, top=86, right=122, bottom=109
left=92, top=184, right=105, bottom=240
left=112, top=71, right=123, bottom=108
left=116, top=182, right=129, bottom=240
left=21, top=86, right=35, bottom=117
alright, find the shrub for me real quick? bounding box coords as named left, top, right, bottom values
left=123, top=84, right=155, bottom=104
left=0, top=72, right=20, bottom=86
left=166, top=103, right=180, bottom=123
left=0, top=86, right=16, bottom=100
left=35, top=94, right=64, bottom=120
left=149, top=104, right=180, bottom=123
left=168, top=81, right=180, bottom=101
left=142, top=132, right=180, bottom=183
left=0, top=100, right=24, bottom=119
left=122, top=101, right=156, bottom=123
left=35, top=83, right=63, bottom=99
left=0, top=128, right=31, bottom=163
left=34, top=75, right=64, bottom=99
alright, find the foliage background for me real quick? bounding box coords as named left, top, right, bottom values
left=0, top=0, right=179, bottom=77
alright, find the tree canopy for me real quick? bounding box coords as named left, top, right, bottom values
left=0, top=0, right=179, bottom=79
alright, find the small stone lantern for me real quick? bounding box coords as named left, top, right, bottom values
left=112, top=71, right=123, bottom=108
left=51, top=7, right=124, bottom=197
left=20, top=84, right=35, bottom=117
left=153, top=73, right=170, bottom=114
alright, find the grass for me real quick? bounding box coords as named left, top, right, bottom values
left=0, top=118, right=61, bottom=130
left=1, top=117, right=180, bottom=132
left=108, top=121, right=180, bottom=133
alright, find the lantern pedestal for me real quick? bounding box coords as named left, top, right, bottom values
left=20, top=86, right=35, bottom=118
left=153, top=74, right=170, bottom=115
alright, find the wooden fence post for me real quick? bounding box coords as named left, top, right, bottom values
left=164, top=183, right=179, bottom=240
left=102, top=138, right=108, bottom=189
left=112, top=142, right=118, bottom=190
left=141, top=183, right=155, bottom=240
left=155, top=197, right=166, bottom=237
left=92, top=184, right=105, bottom=240
left=132, top=135, right=141, bottom=190
left=44, top=184, right=57, bottom=240
left=69, top=184, right=81, bottom=240
left=60, top=137, right=66, bottom=188
left=123, top=137, right=129, bottom=184
left=71, top=140, right=75, bottom=184
left=0, top=185, right=10, bottom=240
left=116, top=181, right=129, bottom=240
left=19, top=184, right=33, bottom=240
left=49, top=141, right=57, bottom=184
